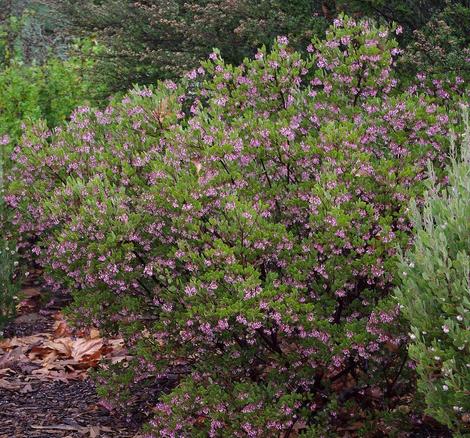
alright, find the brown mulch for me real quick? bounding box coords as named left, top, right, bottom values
left=0, top=379, right=139, bottom=438
left=0, top=282, right=142, bottom=438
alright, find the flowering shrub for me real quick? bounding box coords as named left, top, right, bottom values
left=9, top=16, right=461, bottom=435
left=0, top=136, right=19, bottom=331
left=0, top=236, right=18, bottom=332
left=395, top=108, right=470, bottom=435
left=7, top=84, right=181, bottom=254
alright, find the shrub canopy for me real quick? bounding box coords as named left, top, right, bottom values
left=8, top=16, right=466, bottom=435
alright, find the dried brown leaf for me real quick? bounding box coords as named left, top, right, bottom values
left=88, top=328, right=101, bottom=339
left=19, top=383, right=33, bottom=393
left=43, top=338, right=74, bottom=357
left=0, top=334, right=50, bottom=350
left=53, top=320, right=71, bottom=338
left=71, top=338, right=103, bottom=362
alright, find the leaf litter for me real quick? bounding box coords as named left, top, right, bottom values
left=0, top=285, right=138, bottom=437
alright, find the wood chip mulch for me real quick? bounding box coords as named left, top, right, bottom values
left=0, top=281, right=143, bottom=438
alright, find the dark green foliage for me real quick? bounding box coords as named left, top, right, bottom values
left=400, top=3, right=470, bottom=80
left=336, top=0, right=454, bottom=35
left=59, top=0, right=470, bottom=93
left=59, top=0, right=329, bottom=93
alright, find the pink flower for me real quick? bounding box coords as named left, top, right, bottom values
left=184, top=285, right=197, bottom=296
left=0, top=134, right=10, bottom=145
left=164, top=80, right=177, bottom=90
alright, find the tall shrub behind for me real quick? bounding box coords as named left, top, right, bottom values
left=0, top=55, right=98, bottom=147
left=396, top=108, right=470, bottom=434
left=0, top=13, right=105, bottom=147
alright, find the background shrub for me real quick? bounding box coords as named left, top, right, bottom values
left=1, top=6, right=107, bottom=148
left=0, top=0, right=70, bottom=65
left=57, top=0, right=470, bottom=94
left=396, top=107, right=470, bottom=435
left=0, top=54, right=100, bottom=148
left=399, top=3, right=470, bottom=82
left=58, top=0, right=329, bottom=93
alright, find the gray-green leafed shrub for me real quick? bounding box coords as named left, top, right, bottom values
left=396, top=106, right=470, bottom=435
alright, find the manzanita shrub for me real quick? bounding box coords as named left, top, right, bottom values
left=0, top=234, right=18, bottom=332
left=396, top=108, right=470, bottom=435
left=8, top=15, right=464, bottom=435
left=0, top=135, right=19, bottom=331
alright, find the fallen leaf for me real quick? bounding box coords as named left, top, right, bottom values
left=71, top=338, right=103, bottom=362
left=0, top=367, right=16, bottom=376
left=43, top=338, right=74, bottom=357
left=30, top=424, right=87, bottom=433
left=41, top=350, right=59, bottom=364
left=20, top=383, right=34, bottom=393
left=110, top=355, right=132, bottom=364
left=107, top=338, right=125, bottom=348
left=88, top=426, right=101, bottom=438
left=53, top=320, right=71, bottom=338
left=0, top=334, right=50, bottom=350
left=31, top=367, right=82, bottom=382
